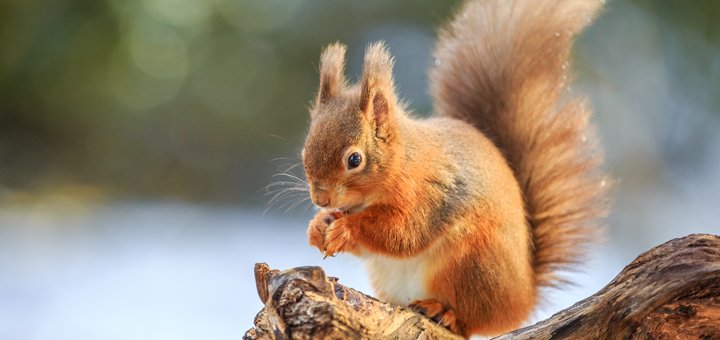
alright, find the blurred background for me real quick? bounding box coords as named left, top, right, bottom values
left=0, top=0, right=718, bottom=339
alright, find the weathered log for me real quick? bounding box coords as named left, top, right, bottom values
left=498, top=233, right=720, bottom=339
left=244, top=234, right=720, bottom=339
left=244, top=262, right=462, bottom=339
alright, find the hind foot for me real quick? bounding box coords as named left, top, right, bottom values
left=409, top=298, right=460, bottom=334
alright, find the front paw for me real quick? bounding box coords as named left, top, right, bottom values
left=307, top=211, right=335, bottom=252
left=323, top=219, right=354, bottom=257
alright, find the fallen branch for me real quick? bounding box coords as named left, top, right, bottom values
left=497, top=233, right=720, bottom=339
left=243, top=263, right=462, bottom=339
left=244, top=234, right=720, bottom=339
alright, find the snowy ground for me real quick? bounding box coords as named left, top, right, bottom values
left=0, top=203, right=369, bottom=340
left=0, top=201, right=701, bottom=339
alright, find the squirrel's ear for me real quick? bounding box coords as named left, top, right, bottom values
left=359, top=42, right=397, bottom=140
left=317, top=43, right=348, bottom=105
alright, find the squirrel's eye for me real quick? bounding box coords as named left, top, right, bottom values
left=347, top=152, right=362, bottom=169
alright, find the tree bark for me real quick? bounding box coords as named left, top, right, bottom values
left=244, top=234, right=720, bottom=339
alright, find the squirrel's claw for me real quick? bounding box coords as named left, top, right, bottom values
left=409, top=299, right=461, bottom=334
left=323, top=219, right=353, bottom=257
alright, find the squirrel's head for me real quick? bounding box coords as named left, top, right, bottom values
left=302, top=42, right=402, bottom=213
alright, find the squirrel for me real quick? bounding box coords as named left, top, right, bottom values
left=301, top=0, right=609, bottom=336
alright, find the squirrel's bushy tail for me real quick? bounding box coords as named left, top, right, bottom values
left=431, top=0, right=609, bottom=287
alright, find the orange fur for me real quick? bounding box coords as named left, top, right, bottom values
left=301, top=0, right=608, bottom=337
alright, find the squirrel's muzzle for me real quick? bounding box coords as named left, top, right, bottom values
left=311, top=189, right=331, bottom=208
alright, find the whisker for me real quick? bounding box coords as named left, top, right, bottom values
left=263, top=156, right=309, bottom=215
left=284, top=196, right=312, bottom=213
left=282, top=163, right=302, bottom=173
left=264, top=185, right=308, bottom=195
left=272, top=172, right=308, bottom=184
left=262, top=179, right=307, bottom=192
left=264, top=191, right=309, bottom=215
left=275, top=194, right=310, bottom=212
left=264, top=179, right=307, bottom=188
left=259, top=181, right=297, bottom=195
left=267, top=190, right=294, bottom=206
left=269, top=188, right=307, bottom=203
left=267, top=134, right=285, bottom=140
left=267, top=157, right=297, bottom=163
left=267, top=189, right=307, bottom=207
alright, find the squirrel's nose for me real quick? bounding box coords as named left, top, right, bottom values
left=312, top=191, right=330, bottom=208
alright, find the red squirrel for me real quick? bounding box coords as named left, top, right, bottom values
left=301, top=0, right=609, bottom=336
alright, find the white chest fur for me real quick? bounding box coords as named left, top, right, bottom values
left=361, top=248, right=435, bottom=305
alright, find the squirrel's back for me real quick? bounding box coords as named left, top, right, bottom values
left=431, top=0, right=610, bottom=287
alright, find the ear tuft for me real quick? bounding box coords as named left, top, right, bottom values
left=360, top=42, right=395, bottom=94
left=317, top=43, right=348, bottom=104
left=359, top=42, right=397, bottom=140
